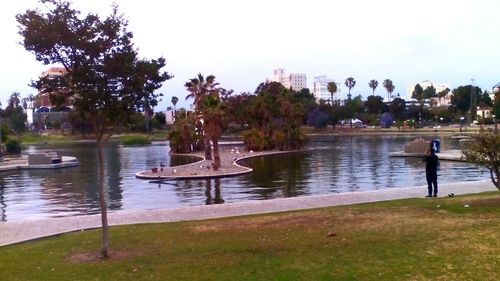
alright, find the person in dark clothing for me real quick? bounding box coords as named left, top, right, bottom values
left=423, top=148, right=439, bottom=197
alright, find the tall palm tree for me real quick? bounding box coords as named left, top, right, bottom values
left=185, top=74, right=219, bottom=108
left=171, top=96, right=178, bottom=111
left=184, top=74, right=220, bottom=161
left=200, top=92, right=223, bottom=170
left=383, top=79, right=395, bottom=101
left=344, top=77, right=356, bottom=101
left=369, top=79, right=378, bottom=96
left=327, top=82, right=337, bottom=105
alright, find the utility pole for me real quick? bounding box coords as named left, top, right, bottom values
left=470, top=79, right=475, bottom=126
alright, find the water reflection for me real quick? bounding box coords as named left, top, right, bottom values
left=0, top=136, right=490, bottom=221
left=205, top=179, right=225, bottom=205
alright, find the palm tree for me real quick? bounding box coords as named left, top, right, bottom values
left=327, top=82, right=337, bottom=105
left=185, top=74, right=219, bottom=108
left=184, top=74, right=220, bottom=161
left=383, top=79, right=395, bottom=102
left=200, top=93, right=223, bottom=170
left=369, top=79, right=378, bottom=96
left=344, top=77, right=356, bottom=101
left=171, top=96, right=178, bottom=111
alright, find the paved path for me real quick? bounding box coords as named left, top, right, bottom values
left=0, top=180, right=497, bottom=247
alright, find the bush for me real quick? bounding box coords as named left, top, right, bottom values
left=5, top=139, right=22, bottom=154
left=121, top=135, right=151, bottom=146
left=1, top=124, right=8, bottom=143
left=242, top=129, right=269, bottom=151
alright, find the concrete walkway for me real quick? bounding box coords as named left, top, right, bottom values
left=0, top=179, right=497, bottom=247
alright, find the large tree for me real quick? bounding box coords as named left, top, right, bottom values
left=422, top=85, right=437, bottom=100
left=327, top=82, right=337, bottom=105
left=383, top=79, right=395, bottom=101
left=17, top=0, right=171, bottom=258
left=451, top=85, right=482, bottom=119
left=365, top=95, right=386, bottom=115
left=344, top=77, right=356, bottom=101
left=368, top=79, right=378, bottom=96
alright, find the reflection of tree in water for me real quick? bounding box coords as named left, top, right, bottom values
left=33, top=168, right=93, bottom=215
left=243, top=152, right=310, bottom=199
left=0, top=177, right=6, bottom=221
left=105, top=144, right=123, bottom=210
left=346, top=136, right=361, bottom=190
left=25, top=144, right=126, bottom=216
left=172, top=179, right=225, bottom=205
left=204, top=179, right=225, bottom=205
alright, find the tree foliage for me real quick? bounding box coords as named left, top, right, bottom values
left=344, top=77, right=356, bottom=100
left=461, top=133, right=500, bottom=189
left=327, top=82, right=337, bottom=104
left=422, top=85, right=437, bottom=99
left=365, top=95, right=386, bottom=115
left=368, top=79, right=378, bottom=96
left=451, top=85, right=482, bottom=115
left=17, top=0, right=171, bottom=258
left=383, top=79, right=395, bottom=101
left=412, top=84, right=424, bottom=102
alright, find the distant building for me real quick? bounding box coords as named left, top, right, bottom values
left=406, top=80, right=451, bottom=106
left=268, top=68, right=307, bottom=92
left=35, top=67, right=73, bottom=109
left=477, top=106, right=492, bottom=120
left=32, top=67, right=72, bottom=130
left=312, top=75, right=340, bottom=103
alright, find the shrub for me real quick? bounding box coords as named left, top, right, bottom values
left=5, top=139, right=22, bottom=154
left=242, top=129, right=269, bottom=151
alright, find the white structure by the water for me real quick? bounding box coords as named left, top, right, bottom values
left=312, top=75, right=340, bottom=103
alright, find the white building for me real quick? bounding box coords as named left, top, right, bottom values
left=268, top=68, right=307, bottom=92
left=406, top=80, right=451, bottom=106
left=312, top=75, right=340, bottom=103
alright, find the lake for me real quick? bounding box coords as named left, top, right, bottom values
left=0, top=135, right=489, bottom=221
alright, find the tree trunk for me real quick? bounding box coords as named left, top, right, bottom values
left=204, top=136, right=212, bottom=160
left=212, top=137, right=220, bottom=171
left=491, top=168, right=500, bottom=190
left=97, top=140, right=110, bottom=259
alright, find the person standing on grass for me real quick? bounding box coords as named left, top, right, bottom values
left=423, top=148, right=439, bottom=197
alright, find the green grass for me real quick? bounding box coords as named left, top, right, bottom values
left=19, top=133, right=78, bottom=144
left=119, top=135, right=152, bottom=146
left=1, top=192, right=499, bottom=281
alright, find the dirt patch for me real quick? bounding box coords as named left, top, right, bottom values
left=66, top=250, right=140, bottom=263
left=189, top=209, right=425, bottom=234
left=190, top=211, right=336, bottom=233
left=470, top=197, right=500, bottom=207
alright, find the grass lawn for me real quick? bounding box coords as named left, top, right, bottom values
left=0, top=192, right=498, bottom=281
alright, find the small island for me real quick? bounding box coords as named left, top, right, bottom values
left=0, top=151, right=79, bottom=172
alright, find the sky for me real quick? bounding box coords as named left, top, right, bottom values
left=1, top=0, right=499, bottom=109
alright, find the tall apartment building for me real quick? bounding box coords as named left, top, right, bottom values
left=312, top=75, right=340, bottom=103
left=268, top=68, right=307, bottom=92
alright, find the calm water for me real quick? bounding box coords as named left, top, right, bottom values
left=0, top=135, right=489, bottom=221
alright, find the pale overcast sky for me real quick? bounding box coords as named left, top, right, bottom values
left=1, top=0, right=499, bottom=109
